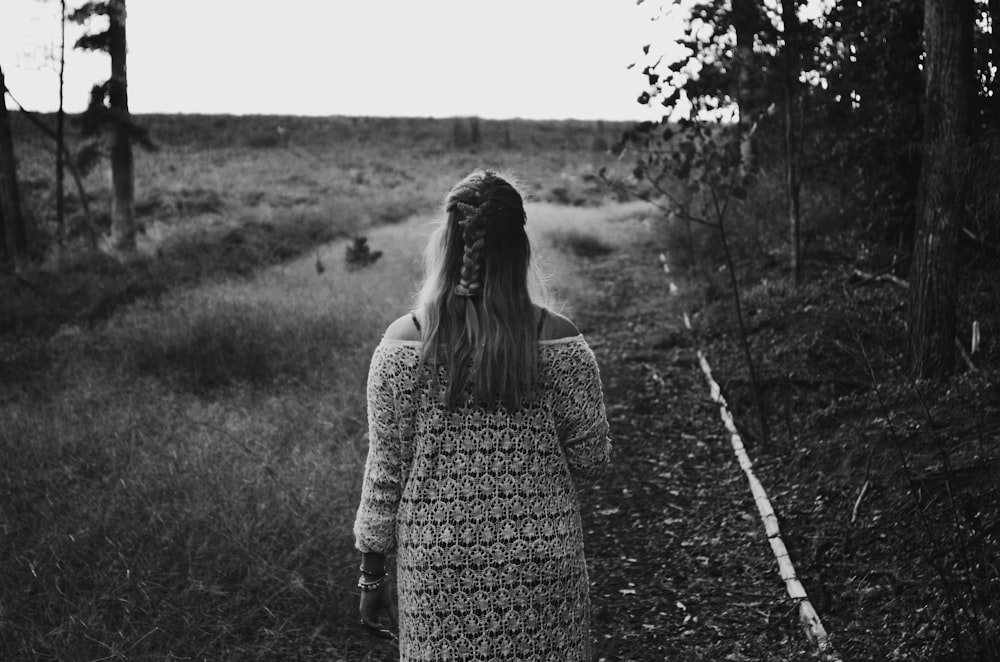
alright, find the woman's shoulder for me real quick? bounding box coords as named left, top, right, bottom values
left=381, top=313, right=422, bottom=342
left=539, top=309, right=582, bottom=341
left=377, top=307, right=583, bottom=343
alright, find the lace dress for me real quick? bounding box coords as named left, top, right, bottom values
left=354, top=335, right=611, bottom=662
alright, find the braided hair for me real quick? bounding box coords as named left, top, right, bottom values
left=452, top=200, right=488, bottom=299
left=416, top=170, right=539, bottom=409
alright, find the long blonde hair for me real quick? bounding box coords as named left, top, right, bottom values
left=415, top=170, right=540, bottom=409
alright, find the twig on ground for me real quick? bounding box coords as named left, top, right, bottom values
left=849, top=268, right=908, bottom=290
left=851, top=479, right=870, bottom=525
left=955, top=336, right=978, bottom=373
left=852, top=443, right=877, bottom=524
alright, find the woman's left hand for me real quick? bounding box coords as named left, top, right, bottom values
left=359, top=581, right=398, bottom=642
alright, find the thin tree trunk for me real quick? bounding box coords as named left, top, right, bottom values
left=781, top=0, right=803, bottom=285
left=732, top=0, right=758, bottom=176
left=709, top=189, right=770, bottom=446
left=719, top=219, right=770, bottom=445
left=6, top=93, right=99, bottom=250
left=0, top=66, right=29, bottom=272
left=55, top=0, right=67, bottom=265
left=108, top=0, right=135, bottom=253
left=907, top=0, right=974, bottom=378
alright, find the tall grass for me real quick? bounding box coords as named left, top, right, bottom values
left=0, top=197, right=646, bottom=660
left=527, top=201, right=654, bottom=318
left=0, top=218, right=423, bottom=658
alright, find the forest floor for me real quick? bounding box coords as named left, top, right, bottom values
left=577, top=248, right=809, bottom=662
left=574, top=243, right=821, bottom=661
left=562, top=231, right=1000, bottom=661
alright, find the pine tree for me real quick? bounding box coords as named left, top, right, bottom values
left=71, top=0, right=144, bottom=253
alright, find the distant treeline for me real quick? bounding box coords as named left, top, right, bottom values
left=10, top=113, right=635, bottom=152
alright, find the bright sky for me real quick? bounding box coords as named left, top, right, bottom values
left=2, top=1, right=688, bottom=121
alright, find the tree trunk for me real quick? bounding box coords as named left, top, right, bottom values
left=55, top=0, right=67, bottom=265
left=717, top=214, right=770, bottom=446
left=108, top=0, right=135, bottom=253
left=781, top=0, right=803, bottom=285
left=0, top=66, right=29, bottom=272
left=732, top=0, right=759, bottom=176
left=907, top=0, right=974, bottom=378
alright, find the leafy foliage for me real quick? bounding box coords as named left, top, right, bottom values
left=618, top=1, right=935, bottom=248
left=611, top=1, right=781, bottom=250
left=812, top=2, right=925, bottom=246
left=75, top=85, right=155, bottom=152
left=627, top=1, right=997, bottom=252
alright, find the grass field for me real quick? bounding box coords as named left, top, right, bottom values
left=2, top=114, right=632, bottom=336
left=1, top=113, right=652, bottom=659
left=11, top=114, right=629, bottom=254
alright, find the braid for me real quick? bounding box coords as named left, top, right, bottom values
left=452, top=201, right=489, bottom=298
left=423, top=169, right=535, bottom=409
left=447, top=172, right=523, bottom=301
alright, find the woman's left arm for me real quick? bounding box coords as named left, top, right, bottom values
left=354, top=344, right=404, bottom=556
left=353, top=344, right=403, bottom=638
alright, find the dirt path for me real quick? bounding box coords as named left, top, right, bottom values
left=570, top=242, right=819, bottom=661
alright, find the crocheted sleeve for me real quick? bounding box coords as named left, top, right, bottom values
left=550, top=340, right=612, bottom=482
left=353, top=342, right=407, bottom=554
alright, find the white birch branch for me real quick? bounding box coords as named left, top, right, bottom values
left=696, top=350, right=843, bottom=661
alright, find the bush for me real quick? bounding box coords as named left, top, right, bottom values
left=547, top=229, right=615, bottom=258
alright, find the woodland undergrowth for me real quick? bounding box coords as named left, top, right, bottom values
left=679, top=220, right=1000, bottom=660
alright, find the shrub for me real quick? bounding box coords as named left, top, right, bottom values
left=547, top=229, right=615, bottom=259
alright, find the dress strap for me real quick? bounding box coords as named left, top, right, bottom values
left=411, top=312, right=422, bottom=333
left=536, top=308, right=548, bottom=336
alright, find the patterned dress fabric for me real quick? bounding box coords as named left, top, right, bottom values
left=354, top=335, right=611, bottom=662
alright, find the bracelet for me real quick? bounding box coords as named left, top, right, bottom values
left=357, top=575, right=387, bottom=592
left=359, top=564, right=385, bottom=577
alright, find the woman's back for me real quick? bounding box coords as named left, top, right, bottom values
left=357, top=319, right=609, bottom=661
left=353, top=170, right=611, bottom=661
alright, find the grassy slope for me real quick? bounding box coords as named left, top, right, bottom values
left=1, top=232, right=409, bottom=660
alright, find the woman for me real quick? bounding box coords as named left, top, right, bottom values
left=353, top=169, right=611, bottom=661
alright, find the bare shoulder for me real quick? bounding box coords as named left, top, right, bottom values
left=383, top=313, right=421, bottom=341
left=540, top=310, right=581, bottom=340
